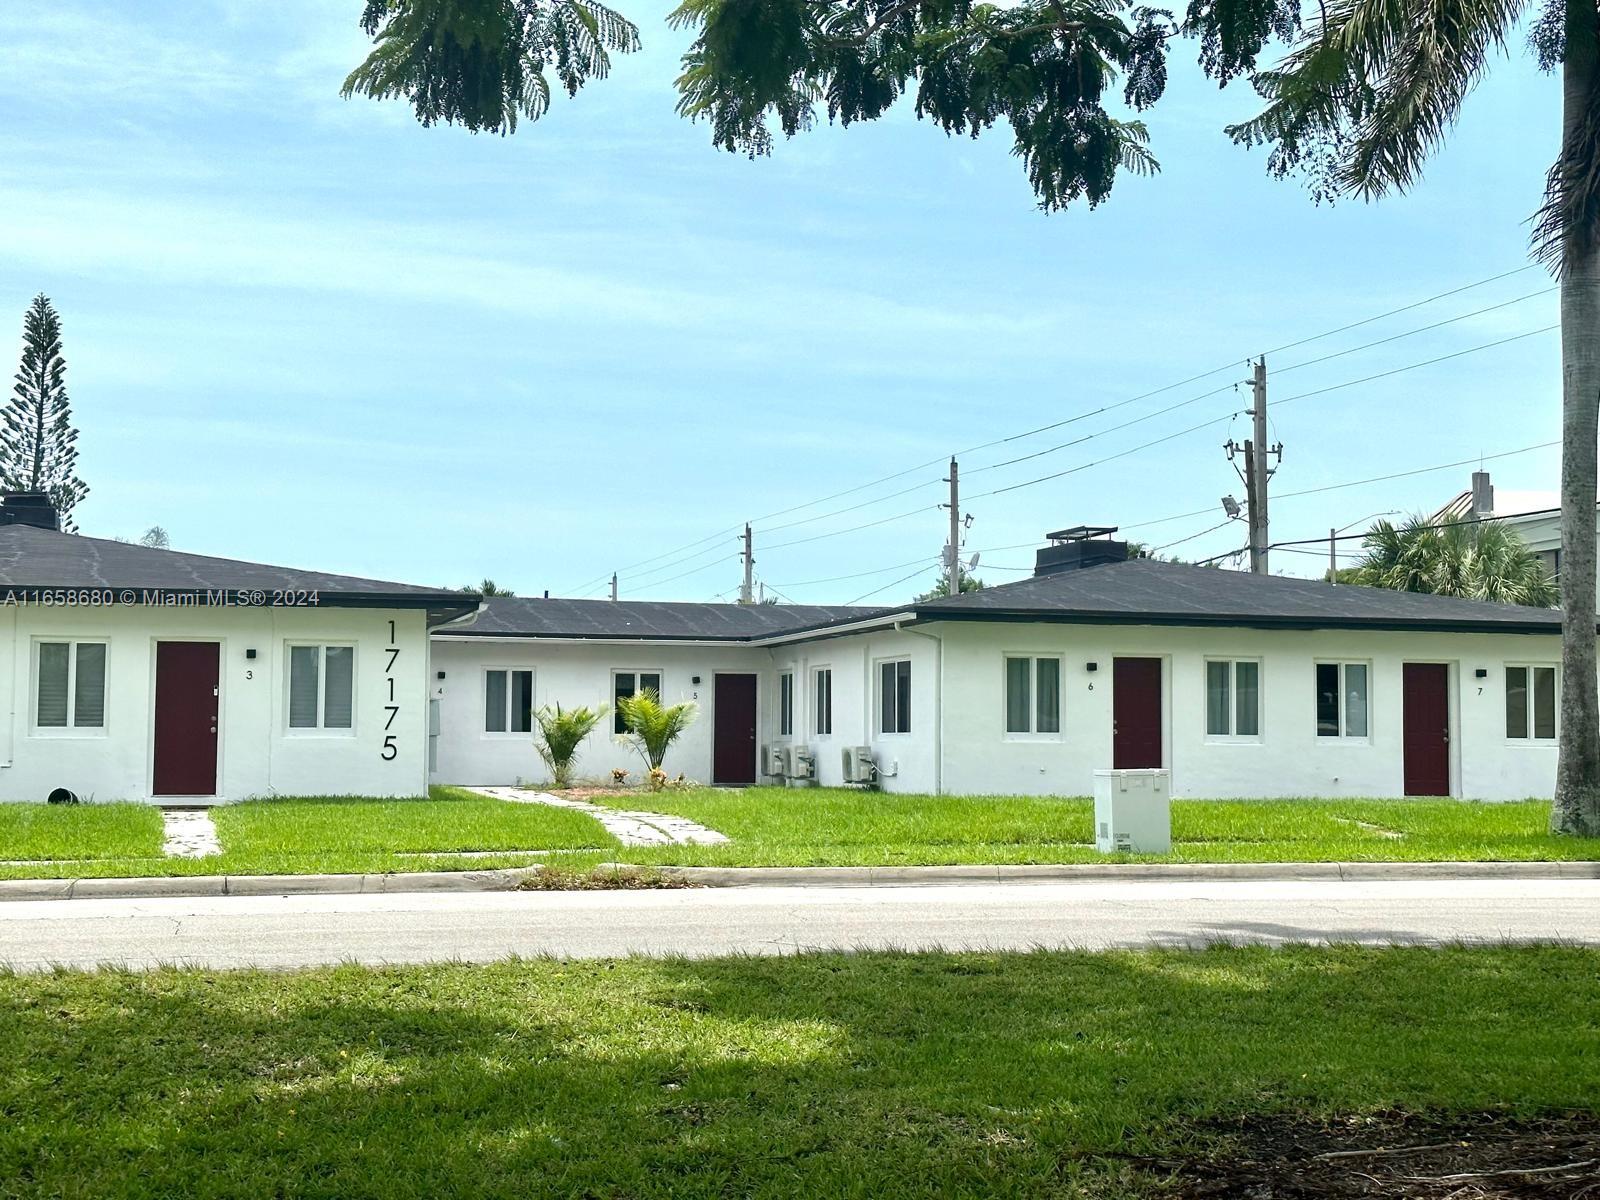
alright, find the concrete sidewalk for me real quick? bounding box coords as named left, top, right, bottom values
left=2, top=858, right=1598, bottom=902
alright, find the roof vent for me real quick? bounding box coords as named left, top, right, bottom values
left=0, top=492, right=59, bottom=531
left=1034, top=526, right=1129, bottom=576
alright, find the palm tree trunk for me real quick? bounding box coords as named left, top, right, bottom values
left=1553, top=0, right=1600, bottom=836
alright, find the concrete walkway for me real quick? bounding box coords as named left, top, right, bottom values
left=470, top=786, right=729, bottom=847
left=159, top=809, right=221, bottom=858
left=3, top=877, right=1599, bottom=972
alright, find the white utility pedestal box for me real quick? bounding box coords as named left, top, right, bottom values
left=1092, top=769, right=1172, bottom=854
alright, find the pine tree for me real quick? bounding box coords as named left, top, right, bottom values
left=2, top=295, right=88, bottom=531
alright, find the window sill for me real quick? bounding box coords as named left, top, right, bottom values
left=283, top=729, right=357, bottom=739
left=1203, top=736, right=1264, bottom=746
left=1002, top=733, right=1063, bottom=744
left=30, top=728, right=108, bottom=739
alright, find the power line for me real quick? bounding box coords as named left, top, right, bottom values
left=1270, top=511, right=1542, bottom=550
left=967, top=412, right=1241, bottom=500
left=964, top=384, right=1238, bottom=477
left=1272, top=287, right=1556, bottom=378
left=566, top=264, right=1547, bottom=593
left=1259, top=264, right=1540, bottom=357
left=768, top=555, right=935, bottom=589
left=1274, top=325, right=1559, bottom=409
left=764, top=503, right=940, bottom=551
left=642, top=554, right=740, bottom=591
left=1152, top=518, right=1239, bottom=553
left=1273, top=440, right=1559, bottom=501
left=846, top=562, right=940, bottom=606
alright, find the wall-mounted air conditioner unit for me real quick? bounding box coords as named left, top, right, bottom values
left=790, top=746, right=816, bottom=780
left=764, top=745, right=788, bottom=777
left=841, top=745, right=877, bottom=785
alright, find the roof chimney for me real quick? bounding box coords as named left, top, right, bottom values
left=0, top=492, right=59, bottom=531
left=1470, top=470, right=1494, bottom=518
left=1033, top=526, right=1129, bottom=576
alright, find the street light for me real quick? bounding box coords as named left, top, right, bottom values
left=1328, top=510, right=1399, bottom=582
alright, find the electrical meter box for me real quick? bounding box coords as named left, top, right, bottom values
left=1092, top=769, right=1172, bottom=854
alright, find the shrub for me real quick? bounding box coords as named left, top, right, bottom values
left=533, top=703, right=606, bottom=789
left=615, top=689, right=697, bottom=781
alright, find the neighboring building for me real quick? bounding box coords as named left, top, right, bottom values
left=1433, top=470, right=1567, bottom=578
left=432, top=529, right=1573, bottom=803
left=0, top=494, right=474, bottom=804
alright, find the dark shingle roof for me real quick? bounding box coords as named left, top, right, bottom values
left=438, top=561, right=1567, bottom=642
left=443, top=596, right=886, bottom=642
left=0, top=524, right=475, bottom=618
left=913, top=557, right=1565, bottom=633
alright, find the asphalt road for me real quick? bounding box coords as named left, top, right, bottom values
left=1, top=878, right=1597, bottom=973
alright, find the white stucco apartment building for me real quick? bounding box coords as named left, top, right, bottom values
left=0, top=494, right=473, bottom=804
left=430, top=531, right=1575, bottom=803
left=0, top=492, right=1577, bottom=806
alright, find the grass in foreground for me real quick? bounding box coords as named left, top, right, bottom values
left=0, top=946, right=1594, bottom=1197
left=0, top=788, right=618, bottom=880
left=0, top=802, right=163, bottom=863
left=587, top=788, right=1600, bottom=867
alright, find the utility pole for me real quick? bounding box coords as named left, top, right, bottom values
left=1250, top=357, right=1272, bottom=574
left=738, top=523, right=754, bottom=605
left=1328, top=529, right=1337, bottom=583
left=945, top=457, right=961, bottom=595
left=609, top=572, right=618, bottom=602
left=1224, top=357, right=1281, bottom=574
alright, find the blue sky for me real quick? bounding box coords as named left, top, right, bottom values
left=0, top=2, right=1565, bottom=601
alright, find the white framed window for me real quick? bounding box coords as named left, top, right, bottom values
left=612, top=669, right=662, bottom=734
left=778, top=671, right=794, bottom=737
left=1506, top=664, right=1557, bottom=741
left=288, top=644, right=355, bottom=732
left=814, top=667, right=833, bottom=737
left=485, top=668, right=535, bottom=734
left=34, top=640, right=107, bottom=732
left=1205, top=659, right=1261, bottom=739
left=1315, top=661, right=1369, bottom=739
left=1004, top=655, right=1062, bottom=736
left=878, top=659, right=911, bottom=735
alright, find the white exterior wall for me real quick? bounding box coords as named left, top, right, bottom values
left=429, top=638, right=773, bottom=786
left=0, top=602, right=430, bottom=803
left=428, top=620, right=1568, bottom=802
left=767, top=626, right=939, bottom=793
left=929, top=621, right=1562, bottom=802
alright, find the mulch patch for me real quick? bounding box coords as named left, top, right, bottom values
left=1108, top=1110, right=1600, bottom=1198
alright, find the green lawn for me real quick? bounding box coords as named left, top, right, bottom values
left=590, top=787, right=1600, bottom=867
left=0, top=946, right=1594, bottom=1197
left=5, top=788, right=1598, bottom=881
left=0, top=788, right=618, bottom=880
left=0, top=802, right=163, bottom=863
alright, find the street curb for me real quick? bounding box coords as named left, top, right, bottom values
left=1, top=859, right=1596, bottom=901
left=0, top=867, right=543, bottom=903
left=615, top=860, right=1600, bottom=888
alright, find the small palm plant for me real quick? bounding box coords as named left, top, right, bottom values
left=533, top=703, right=606, bottom=789
left=614, top=689, right=697, bottom=787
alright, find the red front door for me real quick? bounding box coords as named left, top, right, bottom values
left=1402, top=662, right=1451, bottom=797
left=712, top=674, right=758, bottom=785
left=1112, top=657, right=1163, bottom=769
left=153, top=641, right=220, bottom=797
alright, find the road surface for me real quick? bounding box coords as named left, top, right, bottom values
left=1, top=878, right=1597, bottom=972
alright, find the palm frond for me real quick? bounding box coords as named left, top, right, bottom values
left=614, top=690, right=699, bottom=771
left=1353, top=515, right=1557, bottom=606
left=1226, top=0, right=1528, bottom=201
left=534, top=703, right=607, bottom=788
